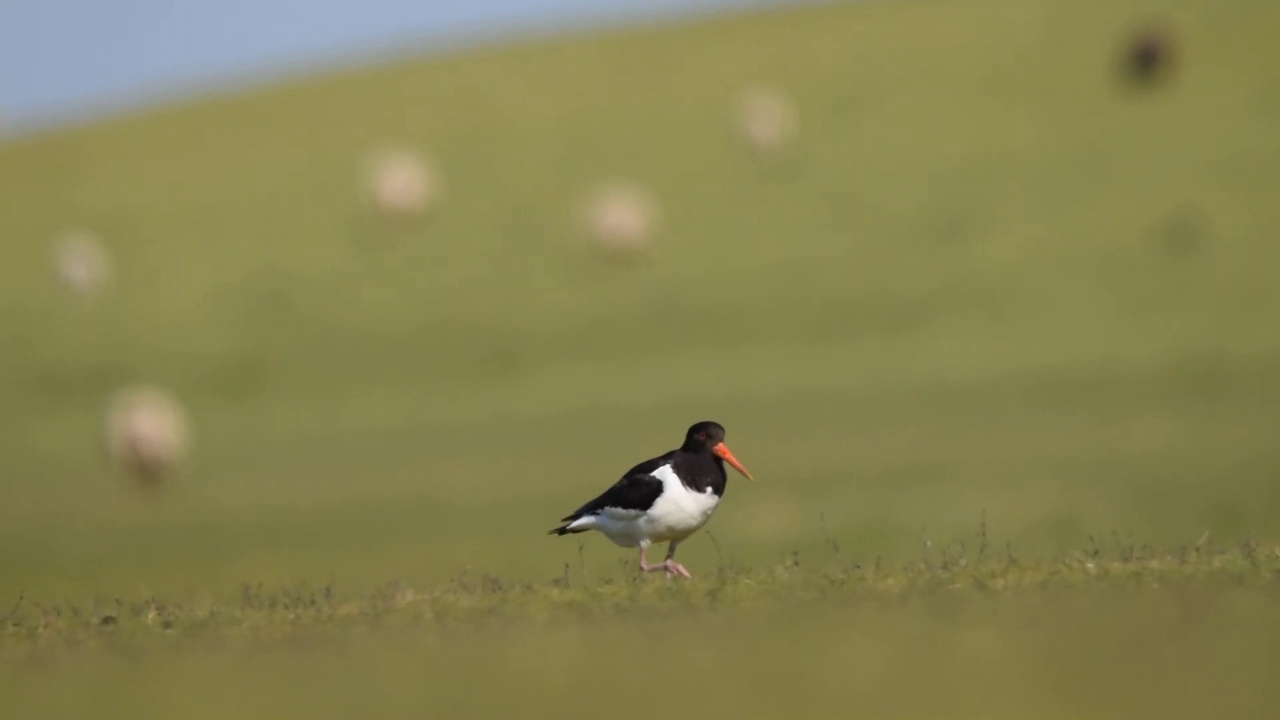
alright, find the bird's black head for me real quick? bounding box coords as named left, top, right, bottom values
left=682, top=421, right=725, bottom=450
left=681, top=421, right=753, bottom=480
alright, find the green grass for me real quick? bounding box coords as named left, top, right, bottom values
left=2, top=0, right=1280, bottom=716
left=5, top=541, right=1280, bottom=718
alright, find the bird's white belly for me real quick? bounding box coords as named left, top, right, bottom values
left=631, top=464, right=721, bottom=544
left=639, top=480, right=721, bottom=543
left=574, top=465, right=723, bottom=548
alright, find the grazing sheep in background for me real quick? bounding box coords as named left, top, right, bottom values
left=52, top=228, right=112, bottom=301
left=736, top=84, right=799, bottom=155
left=581, top=180, right=662, bottom=254
left=363, top=147, right=443, bottom=218
left=104, top=385, right=192, bottom=486
left=1120, top=22, right=1179, bottom=88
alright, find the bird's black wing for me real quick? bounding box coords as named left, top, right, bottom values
left=548, top=452, right=675, bottom=535
left=560, top=473, right=663, bottom=520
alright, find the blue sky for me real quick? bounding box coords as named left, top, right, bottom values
left=1, top=0, right=779, bottom=133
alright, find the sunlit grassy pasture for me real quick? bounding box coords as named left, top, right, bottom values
left=5, top=542, right=1280, bottom=718
left=2, top=0, right=1279, bottom=716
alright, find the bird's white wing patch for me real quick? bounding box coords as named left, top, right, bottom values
left=648, top=464, right=682, bottom=487
left=598, top=506, right=647, bottom=521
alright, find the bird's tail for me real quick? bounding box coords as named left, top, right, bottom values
left=547, top=523, right=588, bottom=536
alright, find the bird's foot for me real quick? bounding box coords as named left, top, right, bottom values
left=663, top=560, right=693, bottom=579
left=639, top=560, right=691, bottom=579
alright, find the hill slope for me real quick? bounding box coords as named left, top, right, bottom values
left=1, top=0, right=1278, bottom=600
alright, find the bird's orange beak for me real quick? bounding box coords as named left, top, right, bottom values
left=712, top=442, right=754, bottom=481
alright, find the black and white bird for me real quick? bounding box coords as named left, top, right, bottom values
left=548, top=421, right=754, bottom=579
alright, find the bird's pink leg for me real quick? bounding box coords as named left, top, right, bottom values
left=664, top=542, right=693, bottom=579
left=639, top=545, right=667, bottom=573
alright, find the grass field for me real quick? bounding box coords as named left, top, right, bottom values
left=3, top=0, right=1280, bottom=717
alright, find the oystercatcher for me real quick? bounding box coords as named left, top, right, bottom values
left=548, top=421, right=753, bottom=579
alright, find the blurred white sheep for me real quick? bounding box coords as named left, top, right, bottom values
left=581, top=180, right=662, bottom=253
left=51, top=228, right=112, bottom=301
left=362, top=147, right=443, bottom=218
left=736, top=85, right=799, bottom=155
left=104, top=385, right=192, bottom=485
